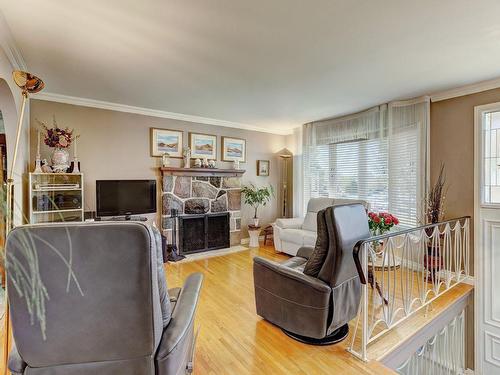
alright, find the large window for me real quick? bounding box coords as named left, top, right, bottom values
left=303, top=99, right=428, bottom=228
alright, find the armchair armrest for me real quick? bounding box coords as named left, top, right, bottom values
left=253, top=257, right=330, bottom=296
left=274, top=217, right=304, bottom=230
left=8, top=343, right=27, bottom=375
left=156, top=273, right=203, bottom=364
left=296, top=246, right=314, bottom=259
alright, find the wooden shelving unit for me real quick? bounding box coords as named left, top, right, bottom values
left=29, top=173, right=84, bottom=224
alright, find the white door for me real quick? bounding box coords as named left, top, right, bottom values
left=475, top=102, right=500, bottom=375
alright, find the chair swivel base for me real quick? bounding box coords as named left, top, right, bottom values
left=282, top=324, right=349, bottom=346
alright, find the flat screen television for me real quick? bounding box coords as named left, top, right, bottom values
left=96, top=180, right=156, bottom=217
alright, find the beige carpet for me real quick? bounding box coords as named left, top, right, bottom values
left=174, top=245, right=249, bottom=263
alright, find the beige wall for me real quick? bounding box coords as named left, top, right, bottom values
left=29, top=100, right=286, bottom=236
left=430, top=87, right=500, bottom=265
left=430, top=87, right=500, bottom=221
left=430, top=88, right=500, bottom=371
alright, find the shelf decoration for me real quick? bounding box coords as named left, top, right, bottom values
left=37, top=116, right=79, bottom=173
left=33, top=129, right=43, bottom=173
left=72, top=135, right=80, bottom=174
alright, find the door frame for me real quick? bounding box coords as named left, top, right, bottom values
left=474, top=101, right=500, bottom=374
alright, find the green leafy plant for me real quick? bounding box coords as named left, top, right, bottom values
left=241, top=184, right=274, bottom=219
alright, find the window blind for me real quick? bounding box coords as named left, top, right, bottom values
left=303, top=98, right=429, bottom=228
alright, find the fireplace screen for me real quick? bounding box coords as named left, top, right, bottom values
left=178, top=212, right=230, bottom=254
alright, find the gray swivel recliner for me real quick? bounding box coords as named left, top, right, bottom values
left=6, top=222, right=203, bottom=375
left=253, top=204, right=369, bottom=345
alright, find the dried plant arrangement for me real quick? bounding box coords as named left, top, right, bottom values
left=424, top=164, right=447, bottom=225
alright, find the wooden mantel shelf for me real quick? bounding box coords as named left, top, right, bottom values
left=160, top=167, right=245, bottom=177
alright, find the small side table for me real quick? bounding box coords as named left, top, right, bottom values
left=248, top=225, right=261, bottom=248
left=263, top=225, right=274, bottom=246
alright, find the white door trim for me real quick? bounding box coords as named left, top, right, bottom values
left=474, top=101, right=500, bottom=375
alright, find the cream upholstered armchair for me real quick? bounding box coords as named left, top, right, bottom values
left=273, top=197, right=369, bottom=256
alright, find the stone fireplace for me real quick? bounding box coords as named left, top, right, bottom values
left=160, top=167, right=245, bottom=248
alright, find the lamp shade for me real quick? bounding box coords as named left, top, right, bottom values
left=12, top=70, right=44, bottom=94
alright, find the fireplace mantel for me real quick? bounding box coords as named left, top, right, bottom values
left=160, top=167, right=245, bottom=177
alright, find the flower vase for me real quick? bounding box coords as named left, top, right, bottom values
left=51, top=147, right=70, bottom=172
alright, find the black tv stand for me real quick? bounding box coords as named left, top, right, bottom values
left=98, top=215, right=148, bottom=222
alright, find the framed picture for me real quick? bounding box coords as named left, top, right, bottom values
left=257, top=160, right=270, bottom=176
left=189, top=132, right=217, bottom=160
left=150, top=128, right=183, bottom=157
left=221, top=136, right=246, bottom=162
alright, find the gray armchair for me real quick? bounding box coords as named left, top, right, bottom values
left=6, top=222, right=202, bottom=375
left=254, top=204, right=369, bottom=344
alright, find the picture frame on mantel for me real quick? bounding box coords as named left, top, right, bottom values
left=257, top=160, right=270, bottom=176
left=150, top=128, right=183, bottom=158
left=221, top=136, right=246, bottom=163
left=189, top=132, right=217, bottom=160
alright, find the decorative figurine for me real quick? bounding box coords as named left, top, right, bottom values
left=161, top=152, right=170, bottom=167
left=183, top=147, right=191, bottom=168
left=202, top=157, right=208, bottom=168
left=208, top=159, right=216, bottom=168
left=194, top=158, right=202, bottom=168
left=41, top=159, right=52, bottom=173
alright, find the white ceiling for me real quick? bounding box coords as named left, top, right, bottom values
left=2, top=0, right=500, bottom=134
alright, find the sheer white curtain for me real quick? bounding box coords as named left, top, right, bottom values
left=303, top=97, right=429, bottom=227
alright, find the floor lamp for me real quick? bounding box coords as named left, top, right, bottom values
left=279, top=153, right=292, bottom=218
left=3, top=71, right=44, bottom=375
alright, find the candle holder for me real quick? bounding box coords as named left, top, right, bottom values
left=33, top=155, right=43, bottom=173
left=71, top=157, right=80, bottom=174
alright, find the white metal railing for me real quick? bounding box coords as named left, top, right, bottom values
left=396, top=310, right=465, bottom=375
left=348, top=217, right=470, bottom=361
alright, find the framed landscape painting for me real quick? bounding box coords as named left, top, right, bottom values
left=150, top=128, right=183, bottom=157
left=189, top=132, right=217, bottom=160
left=221, top=136, right=246, bottom=162
left=257, top=160, right=270, bottom=176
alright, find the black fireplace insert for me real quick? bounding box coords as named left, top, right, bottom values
left=178, top=212, right=230, bottom=254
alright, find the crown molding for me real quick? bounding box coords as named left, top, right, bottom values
left=430, top=76, right=500, bottom=102
left=35, top=92, right=294, bottom=135
left=0, top=11, right=27, bottom=71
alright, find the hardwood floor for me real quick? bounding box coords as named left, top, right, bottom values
left=0, top=243, right=471, bottom=374
left=166, top=245, right=394, bottom=375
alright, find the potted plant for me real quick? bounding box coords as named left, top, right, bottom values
left=368, top=211, right=399, bottom=236
left=241, top=184, right=274, bottom=226
left=367, top=211, right=399, bottom=255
